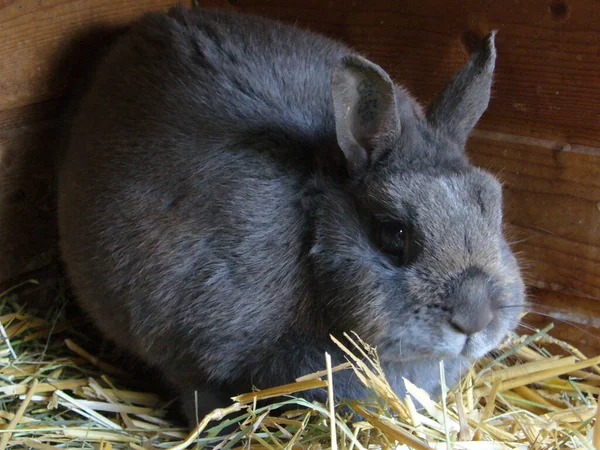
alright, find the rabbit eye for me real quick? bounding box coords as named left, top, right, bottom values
left=376, top=221, right=410, bottom=264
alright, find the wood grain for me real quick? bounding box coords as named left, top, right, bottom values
left=0, top=0, right=190, bottom=111
left=0, top=0, right=599, bottom=352
left=523, top=288, right=600, bottom=357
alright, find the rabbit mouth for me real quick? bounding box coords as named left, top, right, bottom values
left=376, top=318, right=512, bottom=363
left=458, top=318, right=512, bottom=360
left=459, top=335, right=483, bottom=359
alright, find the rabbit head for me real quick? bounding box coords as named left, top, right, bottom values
left=310, top=33, right=524, bottom=366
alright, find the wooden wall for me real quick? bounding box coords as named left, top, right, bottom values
left=1, top=0, right=599, bottom=354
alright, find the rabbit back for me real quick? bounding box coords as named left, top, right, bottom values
left=58, top=7, right=346, bottom=379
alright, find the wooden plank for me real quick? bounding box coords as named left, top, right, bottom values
left=0, top=0, right=190, bottom=111
left=527, top=288, right=600, bottom=330
left=524, top=289, right=600, bottom=357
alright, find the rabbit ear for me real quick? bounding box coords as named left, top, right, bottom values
left=426, top=32, right=496, bottom=146
left=331, top=55, right=400, bottom=173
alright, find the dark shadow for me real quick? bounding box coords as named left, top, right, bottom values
left=1, top=24, right=128, bottom=295
left=1, top=17, right=176, bottom=405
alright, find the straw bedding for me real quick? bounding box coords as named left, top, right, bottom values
left=1, top=281, right=599, bottom=449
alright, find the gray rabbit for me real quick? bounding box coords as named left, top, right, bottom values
left=57, top=6, right=524, bottom=425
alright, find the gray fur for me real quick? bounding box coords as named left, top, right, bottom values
left=331, top=54, right=399, bottom=172
left=427, top=32, right=497, bottom=146
left=57, top=6, right=524, bottom=426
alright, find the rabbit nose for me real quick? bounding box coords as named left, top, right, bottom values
left=451, top=305, right=494, bottom=336
left=449, top=270, right=496, bottom=336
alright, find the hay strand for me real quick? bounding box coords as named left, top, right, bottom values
left=0, top=287, right=598, bottom=449
left=325, top=352, right=337, bottom=450
left=0, top=378, right=38, bottom=450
